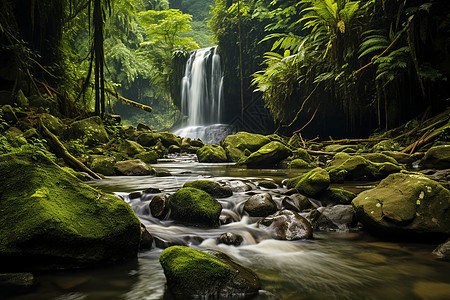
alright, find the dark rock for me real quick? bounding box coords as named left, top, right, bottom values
left=258, top=180, right=278, bottom=189
left=1, top=105, right=17, bottom=123
left=150, top=195, right=169, bottom=219
left=244, top=193, right=277, bottom=217
left=190, top=139, right=205, bottom=148
left=144, top=187, right=162, bottom=194
left=0, top=90, right=12, bottom=106
left=316, top=188, right=356, bottom=206
left=129, top=191, right=142, bottom=199
left=217, top=232, right=243, bottom=246
left=137, top=132, right=158, bottom=146
left=421, top=145, right=450, bottom=169
left=118, top=139, right=145, bottom=156
left=137, top=123, right=151, bottom=131
left=91, top=156, right=116, bottom=176
left=309, top=205, right=355, bottom=231
left=258, top=210, right=313, bottom=240
left=140, top=224, right=153, bottom=250
left=160, top=246, right=260, bottom=298
left=67, top=116, right=109, bottom=145
left=168, top=145, right=181, bottom=153
left=134, top=150, right=158, bottom=164
left=28, top=95, right=57, bottom=114
left=432, top=238, right=450, bottom=259
left=168, top=187, right=222, bottom=227
left=284, top=188, right=298, bottom=196
left=242, top=141, right=292, bottom=167
left=184, top=180, right=233, bottom=198
left=114, top=159, right=152, bottom=176
left=197, top=144, right=228, bottom=163
left=0, top=273, right=35, bottom=297
left=155, top=169, right=172, bottom=177
left=282, top=194, right=312, bottom=212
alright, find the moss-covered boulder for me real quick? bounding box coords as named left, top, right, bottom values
left=159, top=246, right=260, bottom=299
left=223, top=144, right=245, bottom=162
left=258, top=210, right=313, bottom=240
left=326, top=152, right=402, bottom=182
left=183, top=180, right=233, bottom=198
left=289, top=158, right=313, bottom=169
left=324, top=144, right=359, bottom=153
left=168, top=187, right=222, bottom=227
left=292, top=148, right=313, bottom=162
left=1, top=105, right=18, bottom=123
left=352, top=172, right=450, bottom=237
left=40, top=113, right=64, bottom=136
left=158, top=132, right=182, bottom=148
left=243, top=193, right=277, bottom=217
left=90, top=156, right=116, bottom=176
left=118, top=139, right=145, bottom=157
left=0, top=152, right=141, bottom=271
left=242, top=141, right=292, bottom=167
left=137, top=132, right=158, bottom=147
left=67, top=116, right=109, bottom=146
left=134, top=150, right=158, bottom=164
left=196, top=144, right=228, bottom=163
left=222, top=131, right=271, bottom=153
left=372, top=139, right=401, bottom=152
left=421, top=145, right=450, bottom=169
left=316, top=188, right=356, bottom=206
left=114, top=159, right=152, bottom=176
left=288, top=167, right=330, bottom=197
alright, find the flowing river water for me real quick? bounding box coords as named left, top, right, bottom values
left=9, top=154, right=450, bottom=300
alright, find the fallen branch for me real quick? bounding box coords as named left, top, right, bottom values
left=105, top=88, right=152, bottom=113
left=306, top=149, right=336, bottom=156
left=401, top=127, right=445, bottom=154
left=38, top=118, right=102, bottom=180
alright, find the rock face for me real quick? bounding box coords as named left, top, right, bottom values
left=287, top=167, right=330, bottom=197
left=159, top=246, right=260, bottom=299
left=352, top=172, right=450, bottom=237
left=114, top=159, right=152, bottom=176
left=0, top=152, right=141, bottom=271
left=258, top=210, right=313, bottom=240
left=168, top=187, right=222, bottom=227
left=183, top=180, right=233, bottom=198
left=242, top=141, right=292, bottom=167
left=67, top=116, right=109, bottom=145
left=421, top=145, right=450, bottom=169
left=196, top=144, right=228, bottom=163
left=327, top=152, right=402, bottom=181
left=243, top=193, right=277, bottom=217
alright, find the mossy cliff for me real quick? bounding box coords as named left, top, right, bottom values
left=0, top=151, right=141, bottom=271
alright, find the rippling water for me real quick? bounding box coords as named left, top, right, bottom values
left=9, top=155, right=450, bottom=300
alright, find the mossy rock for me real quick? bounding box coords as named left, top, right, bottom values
left=66, top=116, right=109, bottom=146
left=242, top=141, right=292, bottom=167
left=287, top=134, right=302, bottom=149
left=372, top=139, right=401, bottom=152
left=134, top=151, right=158, bottom=164
left=1, top=105, right=18, bottom=123
left=352, top=172, right=450, bottom=238
left=196, top=144, right=228, bottom=163
left=292, top=148, right=313, bottom=162
left=118, top=139, right=145, bottom=157
left=168, top=187, right=222, bottom=227
left=421, top=145, right=450, bottom=169
left=114, top=159, right=152, bottom=176
left=136, top=132, right=158, bottom=147
left=324, top=144, right=359, bottom=153
left=159, top=246, right=260, bottom=298
left=223, top=144, right=245, bottom=162
left=183, top=180, right=233, bottom=198
left=0, top=272, right=35, bottom=297
left=316, top=188, right=356, bottom=206
left=41, top=113, right=64, bottom=136
left=222, top=131, right=271, bottom=153
left=289, top=158, right=313, bottom=169
left=90, top=156, right=116, bottom=176
left=361, top=153, right=399, bottom=164
left=157, top=132, right=182, bottom=148
left=291, top=167, right=330, bottom=197
left=266, top=133, right=285, bottom=143
left=0, top=151, right=141, bottom=271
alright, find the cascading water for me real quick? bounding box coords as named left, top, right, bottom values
left=174, top=47, right=234, bottom=144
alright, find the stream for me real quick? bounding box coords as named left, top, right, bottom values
left=9, top=154, right=450, bottom=300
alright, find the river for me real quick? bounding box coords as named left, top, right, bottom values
left=9, top=154, right=450, bottom=299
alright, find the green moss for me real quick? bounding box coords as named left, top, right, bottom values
left=289, top=158, right=313, bottom=169
left=134, top=151, right=158, bottom=164
left=196, top=144, right=228, bottom=163
left=294, top=167, right=330, bottom=197
left=183, top=180, right=232, bottom=198
left=168, top=187, right=222, bottom=227
left=118, top=139, right=145, bottom=156
left=222, top=131, right=271, bottom=152
left=243, top=141, right=292, bottom=167
left=292, top=148, right=313, bottom=162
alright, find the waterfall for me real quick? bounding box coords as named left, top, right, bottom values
left=175, top=46, right=233, bottom=144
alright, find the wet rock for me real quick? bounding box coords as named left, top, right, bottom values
left=0, top=273, right=35, bottom=297
left=292, top=148, right=313, bottom=162
left=242, top=141, right=292, bottom=167
left=140, top=224, right=153, bottom=250
left=134, top=150, right=158, bottom=164
left=160, top=246, right=260, bottom=299
left=144, top=187, right=162, bottom=194
left=283, top=188, right=298, bottom=196
left=244, top=193, right=277, bottom=217
left=327, top=152, right=402, bottom=182
left=352, top=172, right=450, bottom=238
left=381, top=151, right=415, bottom=165
left=155, top=169, right=172, bottom=177
left=118, top=139, right=145, bottom=156
left=287, top=167, right=330, bottom=197
left=421, top=145, right=450, bottom=169
left=258, top=180, right=278, bottom=189
left=190, top=139, right=205, bottom=148
left=316, top=188, right=356, bottom=206
left=1, top=105, right=17, bottom=123
left=217, top=232, right=243, bottom=246
left=258, top=210, right=313, bottom=240
left=372, top=139, right=401, bottom=152
left=66, top=116, right=109, bottom=145
left=289, top=158, right=313, bottom=169
left=137, top=132, right=158, bottom=146
left=129, top=191, right=142, bottom=199
left=197, top=144, right=228, bottom=163
left=91, top=156, right=116, bottom=176
left=324, top=144, right=359, bottom=153
left=222, top=131, right=271, bottom=153
left=137, top=123, right=150, bottom=131
left=309, top=205, right=355, bottom=231
left=168, top=187, right=222, bottom=227
left=114, top=159, right=152, bottom=176
left=0, top=151, right=141, bottom=271
left=432, top=238, right=450, bottom=259
left=168, top=145, right=181, bottom=153
left=219, top=215, right=233, bottom=225
left=282, top=194, right=312, bottom=212
left=184, top=180, right=233, bottom=198
left=149, top=195, right=169, bottom=219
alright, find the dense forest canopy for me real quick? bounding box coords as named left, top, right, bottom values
left=0, top=0, right=448, bottom=137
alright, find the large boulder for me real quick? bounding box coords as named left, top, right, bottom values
left=242, top=141, right=292, bottom=167
left=352, top=172, right=450, bottom=237
left=134, top=150, right=158, bottom=164
left=196, top=144, right=228, bottom=163
left=137, top=132, right=181, bottom=148
left=114, top=159, right=152, bottom=176
left=372, top=139, right=401, bottom=152
left=90, top=156, right=116, bottom=176
left=326, top=152, right=402, bottom=182
left=40, top=113, right=64, bottom=136
left=316, top=188, right=356, bottom=206
left=67, top=116, right=109, bottom=145
left=258, top=210, right=313, bottom=240
left=0, top=152, right=141, bottom=271
left=287, top=167, right=330, bottom=197
left=243, top=193, right=277, bottom=217
left=282, top=194, right=312, bottom=212
left=168, top=187, right=222, bottom=227
left=183, top=180, right=233, bottom=198
left=308, top=205, right=355, bottom=231
left=421, top=145, right=450, bottom=169
left=159, top=246, right=260, bottom=299
left=222, top=131, right=271, bottom=153
left=118, top=139, right=145, bottom=157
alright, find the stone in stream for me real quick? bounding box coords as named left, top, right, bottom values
left=114, top=159, right=152, bottom=176
left=243, top=193, right=277, bottom=217
left=286, top=167, right=330, bottom=197
left=352, top=172, right=450, bottom=238
left=282, top=194, right=312, bottom=212
left=421, top=145, right=450, bottom=169
left=183, top=180, right=233, bottom=198
left=159, top=246, right=260, bottom=299
left=241, top=141, right=292, bottom=167
left=316, top=188, right=356, bottom=206
left=0, top=151, right=141, bottom=271
left=196, top=144, right=228, bottom=163
left=0, top=273, right=35, bottom=297
left=258, top=210, right=313, bottom=240
left=168, top=187, right=222, bottom=227
left=149, top=195, right=169, bottom=219
left=308, top=205, right=355, bottom=231
left=90, top=156, right=116, bottom=176
left=134, top=150, right=158, bottom=164
left=432, top=238, right=450, bottom=259
left=118, top=139, right=145, bottom=157
left=222, top=131, right=271, bottom=153
left=258, top=180, right=278, bottom=189
left=140, top=224, right=153, bottom=250
left=217, top=232, right=243, bottom=246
